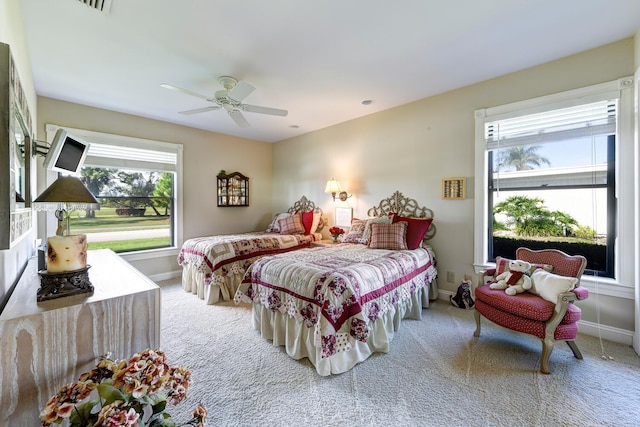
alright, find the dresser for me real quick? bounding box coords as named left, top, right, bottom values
left=0, top=249, right=160, bottom=425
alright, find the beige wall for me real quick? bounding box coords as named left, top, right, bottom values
left=274, top=38, right=636, bottom=336
left=36, top=97, right=273, bottom=276
left=0, top=0, right=37, bottom=304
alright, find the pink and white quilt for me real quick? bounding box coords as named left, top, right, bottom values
left=178, top=232, right=320, bottom=303
left=235, top=243, right=437, bottom=360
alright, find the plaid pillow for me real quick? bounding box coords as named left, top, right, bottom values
left=279, top=213, right=305, bottom=235
left=342, top=219, right=367, bottom=243
left=368, top=222, right=408, bottom=250
left=266, top=212, right=292, bottom=233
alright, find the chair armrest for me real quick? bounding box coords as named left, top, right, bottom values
left=571, top=286, right=589, bottom=300
left=474, top=268, right=495, bottom=291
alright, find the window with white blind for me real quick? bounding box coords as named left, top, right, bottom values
left=44, top=125, right=183, bottom=255
left=474, top=78, right=635, bottom=287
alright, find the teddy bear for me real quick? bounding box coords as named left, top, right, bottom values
left=490, top=259, right=533, bottom=296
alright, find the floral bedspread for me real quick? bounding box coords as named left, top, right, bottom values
left=234, top=244, right=437, bottom=358
left=177, top=232, right=318, bottom=286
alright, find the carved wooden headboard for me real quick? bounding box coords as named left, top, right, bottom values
left=286, top=195, right=327, bottom=232
left=367, top=191, right=435, bottom=240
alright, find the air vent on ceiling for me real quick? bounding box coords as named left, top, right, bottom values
left=76, top=0, right=112, bottom=14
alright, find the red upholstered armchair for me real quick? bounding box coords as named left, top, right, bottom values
left=473, top=247, right=588, bottom=374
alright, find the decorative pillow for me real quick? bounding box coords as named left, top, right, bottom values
left=361, top=216, right=393, bottom=244
left=310, top=211, right=322, bottom=233
left=342, top=218, right=367, bottom=244
left=529, top=269, right=578, bottom=303
left=494, top=256, right=553, bottom=277
left=279, top=213, right=305, bottom=235
left=368, top=222, right=408, bottom=250
left=266, top=212, right=292, bottom=233
left=301, top=209, right=315, bottom=235
left=391, top=214, right=433, bottom=250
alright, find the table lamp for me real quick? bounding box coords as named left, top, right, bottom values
left=33, top=176, right=100, bottom=301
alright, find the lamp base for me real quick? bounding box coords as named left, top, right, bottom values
left=37, top=266, right=93, bottom=302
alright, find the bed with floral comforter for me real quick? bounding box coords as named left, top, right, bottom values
left=234, top=242, right=437, bottom=375
left=179, top=232, right=322, bottom=304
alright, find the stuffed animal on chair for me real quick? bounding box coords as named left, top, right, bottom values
left=490, top=259, right=533, bottom=296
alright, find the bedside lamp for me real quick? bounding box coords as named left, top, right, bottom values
left=324, top=178, right=352, bottom=202
left=33, top=176, right=100, bottom=301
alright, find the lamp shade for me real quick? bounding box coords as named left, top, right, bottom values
left=324, top=179, right=342, bottom=194
left=34, top=176, right=100, bottom=211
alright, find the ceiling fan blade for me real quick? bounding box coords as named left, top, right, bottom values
left=179, top=106, right=220, bottom=115
left=228, top=110, right=250, bottom=127
left=228, top=80, right=255, bottom=101
left=161, top=83, right=212, bottom=101
left=242, top=104, right=288, bottom=117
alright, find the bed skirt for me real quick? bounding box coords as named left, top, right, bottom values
left=252, top=285, right=430, bottom=376
left=182, top=264, right=245, bottom=304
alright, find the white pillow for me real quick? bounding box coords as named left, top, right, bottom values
left=530, top=269, right=578, bottom=303
left=310, top=211, right=322, bottom=234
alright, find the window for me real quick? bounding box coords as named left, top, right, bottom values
left=474, top=78, right=635, bottom=292
left=44, top=125, right=183, bottom=255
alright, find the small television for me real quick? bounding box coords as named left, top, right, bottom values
left=43, top=129, right=90, bottom=175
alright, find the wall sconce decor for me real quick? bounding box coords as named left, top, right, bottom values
left=442, top=177, right=466, bottom=200
left=33, top=175, right=100, bottom=301
left=324, top=178, right=352, bottom=202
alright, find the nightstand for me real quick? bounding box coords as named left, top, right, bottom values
left=311, top=239, right=338, bottom=247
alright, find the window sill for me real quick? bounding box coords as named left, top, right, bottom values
left=119, top=247, right=179, bottom=262
left=474, top=263, right=634, bottom=300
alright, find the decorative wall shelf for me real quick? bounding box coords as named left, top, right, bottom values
left=217, top=170, right=249, bottom=207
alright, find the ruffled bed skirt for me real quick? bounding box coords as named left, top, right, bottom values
left=252, top=285, right=430, bottom=376
left=181, top=265, right=244, bottom=304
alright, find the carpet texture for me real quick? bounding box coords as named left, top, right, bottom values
left=158, top=279, right=640, bottom=426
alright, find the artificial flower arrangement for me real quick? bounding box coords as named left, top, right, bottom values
left=40, top=348, right=207, bottom=427
left=329, top=226, right=345, bottom=241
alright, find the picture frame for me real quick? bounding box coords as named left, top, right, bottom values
left=442, top=177, right=466, bottom=200
left=335, top=207, right=353, bottom=227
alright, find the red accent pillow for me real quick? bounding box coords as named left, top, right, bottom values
left=391, top=214, right=432, bottom=249
left=301, top=209, right=314, bottom=235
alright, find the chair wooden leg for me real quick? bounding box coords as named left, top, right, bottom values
left=473, top=310, right=481, bottom=337
left=566, top=340, right=583, bottom=359
left=540, top=338, right=554, bottom=374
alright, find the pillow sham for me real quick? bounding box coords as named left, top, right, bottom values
left=279, top=213, right=305, bottom=235
left=266, top=212, right=292, bottom=233
left=301, top=209, right=315, bottom=235
left=391, top=214, right=432, bottom=250
left=529, top=269, right=578, bottom=303
left=361, top=216, right=393, bottom=244
left=368, top=222, right=408, bottom=250
left=342, top=218, right=367, bottom=243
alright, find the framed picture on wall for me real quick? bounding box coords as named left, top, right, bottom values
left=335, top=207, right=353, bottom=227
left=442, top=177, right=466, bottom=200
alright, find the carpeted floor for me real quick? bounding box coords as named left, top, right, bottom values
left=158, top=279, right=640, bottom=427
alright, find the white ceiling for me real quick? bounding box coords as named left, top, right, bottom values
left=20, top=0, right=640, bottom=143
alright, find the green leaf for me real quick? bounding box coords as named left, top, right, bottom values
left=69, top=399, right=99, bottom=426
left=148, top=416, right=176, bottom=427
left=152, top=398, right=167, bottom=414
left=97, top=382, right=126, bottom=405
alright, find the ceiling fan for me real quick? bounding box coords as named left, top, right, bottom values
left=160, top=76, right=288, bottom=128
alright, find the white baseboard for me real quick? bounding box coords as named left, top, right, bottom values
left=148, top=270, right=181, bottom=283
left=436, top=290, right=634, bottom=346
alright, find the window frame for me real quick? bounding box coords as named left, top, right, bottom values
left=43, top=124, right=183, bottom=262
left=473, top=78, right=635, bottom=299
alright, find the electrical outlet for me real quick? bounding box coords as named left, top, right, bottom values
left=447, top=271, right=455, bottom=283
left=464, top=274, right=473, bottom=282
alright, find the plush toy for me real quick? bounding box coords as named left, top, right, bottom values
left=490, top=259, right=533, bottom=296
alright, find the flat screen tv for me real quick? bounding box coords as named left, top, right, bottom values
left=43, top=129, right=90, bottom=175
